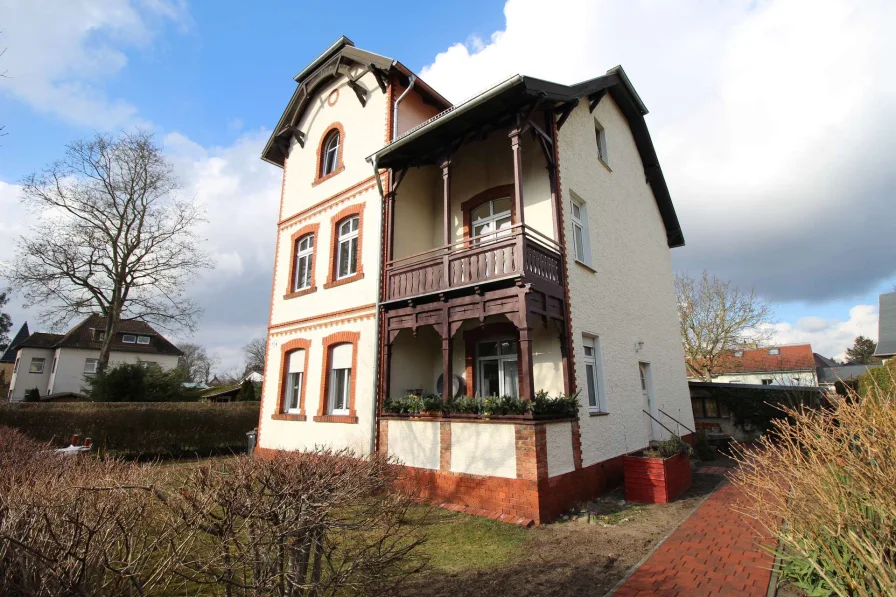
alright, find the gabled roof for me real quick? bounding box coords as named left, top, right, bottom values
left=368, top=67, right=684, bottom=248
left=14, top=315, right=182, bottom=357
left=261, top=36, right=450, bottom=167
left=874, top=291, right=896, bottom=358
left=0, top=322, right=30, bottom=363
left=708, top=344, right=817, bottom=375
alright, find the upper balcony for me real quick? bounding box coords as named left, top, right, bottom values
left=385, top=223, right=562, bottom=302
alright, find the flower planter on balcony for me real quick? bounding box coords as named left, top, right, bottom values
left=623, top=452, right=692, bottom=504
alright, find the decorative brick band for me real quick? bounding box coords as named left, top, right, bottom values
left=269, top=303, right=376, bottom=331
left=312, top=415, right=359, bottom=424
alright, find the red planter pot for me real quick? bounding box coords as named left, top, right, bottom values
left=623, top=452, right=692, bottom=504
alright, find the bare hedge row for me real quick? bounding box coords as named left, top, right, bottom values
left=0, top=402, right=260, bottom=458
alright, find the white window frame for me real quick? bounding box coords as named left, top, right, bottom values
left=294, top=234, right=314, bottom=291
left=123, top=334, right=137, bottom=344
left=84, top=358, right=98, bottom=375
left=570, top=193, right=593, bottom=268
left=29, top=358, right=45, bottom=374
left=321, top=131, right=340, bottom=176
left=335, top=216, right=359, bottom=280
left=476, top=339, right=519, bottom=398
left=582, top=335, right=607, bottom=413
left=768, top=348, right=780, bottom=356
left=137, top=336, right=151, bottom=345
left=328, top=368, right=351, bottom=415
left=139, top=361, right=157, bottom=368
left=470, top=198, right=512, bottom=243
left=285, top=371, right=303, bottom=413
left=594, top=118, right=610, bottom=169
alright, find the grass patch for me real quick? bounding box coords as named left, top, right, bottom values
left=412, top=507, right=528, bottom=573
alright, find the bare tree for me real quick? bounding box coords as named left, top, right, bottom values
left=176, top=342, right=216, bottom=383
left=675, top=270, right=775, bottom=381
left=4, top=132, right=212, bottom=372
left=244, top=338, right=266, bottom=371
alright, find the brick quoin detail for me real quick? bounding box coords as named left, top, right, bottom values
left=324, top=203, right=365, bottom=289
left=313, top=122, right=345, bottom=187
left=571, top=420, right=583, bottom=470
left=439, top=422, right=451, bottom=470
left=551, top=118, right=577, bottom=394
left=315, top=331, right=360, bottom=422
left=284, top=223, right=320, bottom=299
left=274, top=338, right=311, bottom=419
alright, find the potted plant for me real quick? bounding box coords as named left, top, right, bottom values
left=624, top=435, right=693, bottom=504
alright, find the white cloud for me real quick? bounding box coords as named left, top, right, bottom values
left=421, top=0, right=896, bottom=302
left=0, top=0, right=188, bottom=127
left=766, top=305, right=879, bottom=361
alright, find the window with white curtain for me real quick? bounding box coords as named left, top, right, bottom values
left=336, top=216, right=359, bottom=279
left=284, top=349, right=305, bottom=413
left=294, top=234, right=314, bottom=290
left=328, top=343, right=352, bottom=414
left=582, top=335, right=606, bottom=412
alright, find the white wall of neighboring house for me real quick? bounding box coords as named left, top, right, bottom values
left=7, top=347, right=54, bottom=401
left=712, top=370, right=818, bottom=386
left=558, top=95, right=695, bottom=466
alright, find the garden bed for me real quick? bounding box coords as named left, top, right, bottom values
left=623, top=451, right=692, bottom=504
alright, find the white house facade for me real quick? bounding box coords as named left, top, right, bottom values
left=7, top=315, right=182, bottom=401
left=257, top=37, right=693, bottom=524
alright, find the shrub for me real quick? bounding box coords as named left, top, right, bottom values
left=85, top=362, right=203, bottom=402
left=733, top=380, right=896, bottom=595
left=238, top=378, right=256, bottom=401
left=532, top=390, right=580, bottom=417
left=0, top=401, right=259, bottom=458
left=694, top=431, right=716, bottom=461
left=857, top=358, right=896, bottom=397
left=23, top=387, right=40, bottom=402
left=384, top=391, right=581, bottom=418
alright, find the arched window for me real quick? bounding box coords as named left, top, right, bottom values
left=328, top=343, right=352, bottom=415
left=283, top=349, right=305, bottom=413
left=321, top=130, right=340, bottom=177
left=335, top=215, right=359, bottom=279
left=293, top=234, right=314, bottom=291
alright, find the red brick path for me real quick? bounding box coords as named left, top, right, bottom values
left=614, top=482, right=776, bottom=596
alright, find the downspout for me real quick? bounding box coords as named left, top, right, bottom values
left=369, top=155, right=385, bottom=457
left=392, top=75, right=415, bottom=140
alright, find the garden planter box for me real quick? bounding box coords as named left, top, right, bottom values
left=623, top=452, right=692, bottom=504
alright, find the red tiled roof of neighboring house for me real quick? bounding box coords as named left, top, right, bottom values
left=709, top=344, right=816, bottom=375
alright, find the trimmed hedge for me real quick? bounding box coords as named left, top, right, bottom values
left=0, top=401, right=260, bottom=459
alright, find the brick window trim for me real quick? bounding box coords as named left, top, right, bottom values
left=324, top=203, right=365, bottom=289
left=285, top=223, right=320, bottom=299
left=461, top=184, right=516, bottom=241
left=276, top=338, right=311, bottom=417
left=313, top=123, right=346, bottom=187
left=464, top=322, right=521, bottom=398
left=317, top=330, right=361, bottom=421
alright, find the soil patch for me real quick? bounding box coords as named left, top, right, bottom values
left=402, top=472, right=724, bottom=597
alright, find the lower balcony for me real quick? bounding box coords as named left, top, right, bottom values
left=384, top=224, right=563, bottom=303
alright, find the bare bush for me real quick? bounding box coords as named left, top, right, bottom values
left=165, top=450, right=427, bottom=596
left=732, top=368, right=896, bottom=596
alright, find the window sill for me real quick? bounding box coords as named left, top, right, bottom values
left=324, top=272, right=364, bottom=290
left=312, top=165, right=345, bottom=187
left=272, top=413, right=306, bottom=422
left=313, top=414, right=358, bottom=424
left=588, top=410, right=610, bottom=417
left=283, top=286, right=317, bottom=300
left=575, top=259, right=597, bottom=274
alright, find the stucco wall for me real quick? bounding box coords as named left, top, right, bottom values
left=450, top=422, right=517, bottom=478
left=557, top=95, right=694, bottom=466
left=386, top=419, right=440, bottom=469
left=47, top=349, right=178, bottom=396
left=545, top=421, right=575, bottom=477
left=390, top=326, right=441, bottom=396
left=8, top=347, right=54, bottom=400
left=392, top=167, right=439, bottom=261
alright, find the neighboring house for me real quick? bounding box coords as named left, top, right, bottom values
left=256, top=36, right=693, bottom=523
left=7, top=314, right=183, bottom=401
left=242, top=368, right=263, bottom=384
left=689, top=344, right=819, bottom=386
left=816, top=363, right=880, bottom=394
left=0, top=322, right=30, bottom=387
left=202, top=383, right=243, bottom=403
left=874, top=291, right=896, bottom=361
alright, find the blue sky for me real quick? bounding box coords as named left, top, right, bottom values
left=1, top=0, right=894, bottom=371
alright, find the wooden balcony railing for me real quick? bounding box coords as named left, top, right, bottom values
left=385, top=225, right=563, bottom=302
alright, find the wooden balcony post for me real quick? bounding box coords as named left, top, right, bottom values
left=509, top=128, right=525, bottom=227
left=518, top=326, right=535, bottom=401
left=440, top=159, right=451, bottom=288
left=441, top=321, right=453, bottom=402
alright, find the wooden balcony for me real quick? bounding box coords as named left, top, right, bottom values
left=384, top=225, right=563, bottom=303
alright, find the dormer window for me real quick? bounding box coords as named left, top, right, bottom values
left=91, top=328, right=105, bottom=342
left=137, top=336, right=151, bottom=345
left=123, top=334, right=136, bottom=344
left=321, top=130, right=340, bottom=176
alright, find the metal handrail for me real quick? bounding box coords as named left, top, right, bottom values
left=658, top=408, right=695, bottom=435
left=642, top=409, right=679, bottom=437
